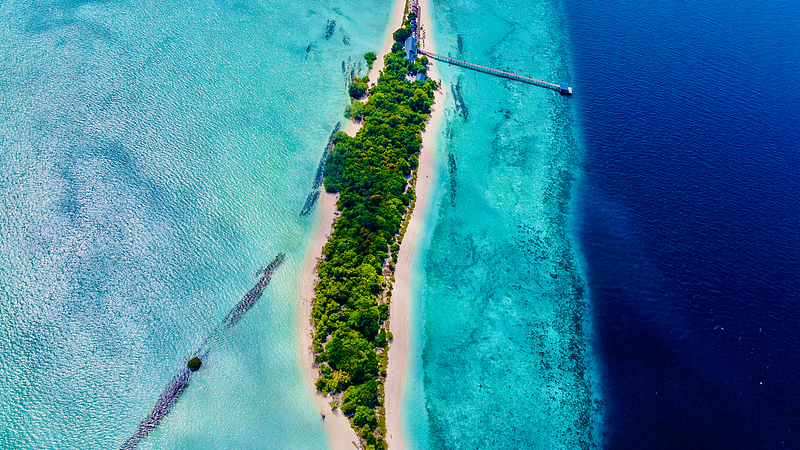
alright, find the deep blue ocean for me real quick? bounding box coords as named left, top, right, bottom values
left=563, top=0, right=800, bottom=447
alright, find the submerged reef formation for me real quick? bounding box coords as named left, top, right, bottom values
left=120, top=369, right=193, bottom=450
left=310, top=13, right=437, bottom=450
left=301, top=122, right=341, bottom=216
left=222, top=253, right=285, bottom=328
left=324, top=20, right=336, bottom=40
left=120, top=253, right=286, bottom=449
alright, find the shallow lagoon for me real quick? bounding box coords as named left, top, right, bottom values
left=402, top=0, right=599, bottom=448
left=0, top=0, right=392, bottom=448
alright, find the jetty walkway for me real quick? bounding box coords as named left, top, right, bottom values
left=418, top=50, right=572, bottom=95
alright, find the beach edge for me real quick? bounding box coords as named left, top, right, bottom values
left=385, top=0, right=445, bottom=448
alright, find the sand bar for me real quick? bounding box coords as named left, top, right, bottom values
left=298, top=1, right=407, bottom=448
left=298, top=0, right=444, bottom=448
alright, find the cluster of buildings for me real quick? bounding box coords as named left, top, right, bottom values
left=403, top=1, right=427, bottom=82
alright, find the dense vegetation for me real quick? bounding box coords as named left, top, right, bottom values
left=344, top=100, right=366, bottom=120
left=311, top=17, right=437, bottom=450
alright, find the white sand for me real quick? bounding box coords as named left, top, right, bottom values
left=298, top=0, right=444, bottom=448
left=299, top=190, right=360, bottom=450
left=385, top=0, right=445, bottom=449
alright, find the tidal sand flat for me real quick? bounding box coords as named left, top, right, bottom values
left=401, top=0, right=600, bottom=448
left=0, top=0, right=394, bottom=448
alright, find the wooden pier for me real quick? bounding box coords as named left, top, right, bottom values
left=418, top=50, right=572, bottom=94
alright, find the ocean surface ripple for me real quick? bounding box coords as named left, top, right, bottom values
left=0, top=0, right=394, bottom=448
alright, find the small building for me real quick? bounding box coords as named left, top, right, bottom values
left=405, top=36, right=418, bottom=61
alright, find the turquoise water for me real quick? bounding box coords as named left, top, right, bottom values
left=0, top=0, right=392, bottom=448
left=403, top=0, right=599, bottom=448
left=1, top=0, right=599, bottom=447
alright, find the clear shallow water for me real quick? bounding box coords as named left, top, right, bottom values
left=403, top=0, right=598, bottom=448
left=563, top=0, right=800, bottom=447
left=0, top=0, right=392, bottom=448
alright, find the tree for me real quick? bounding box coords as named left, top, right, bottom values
left=353, top=405, right=377, bottom=429
left=392, top=27, right=411, bottom=43
left=364, top=52, right=377, bottom=70
left=409, top=89, right=431, bottom=114
left=341, top=380, right=378, bottom=414
left=187, top=357, right=202, bottom=371
left=349, top=79, right=368, bottom=99
left=345, top=100, right=366, bottom=120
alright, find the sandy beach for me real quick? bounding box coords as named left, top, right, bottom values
left=298, top=0, right=444, bottom=448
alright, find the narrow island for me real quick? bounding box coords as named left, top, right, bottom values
left=305, top=3, right=438, bottom=450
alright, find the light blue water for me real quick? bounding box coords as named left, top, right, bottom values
left=403, top=0, right=599, bottom=448
left=0, top=0, right=393, bottom=448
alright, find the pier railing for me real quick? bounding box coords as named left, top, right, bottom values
left=419, top=50, right=571, bottom=94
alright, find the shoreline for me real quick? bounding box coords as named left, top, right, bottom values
left=300, top=189, right=356, bottom=450
left=297, top=0, right=421, bottom=448
left=384, top=0, right=444, bottom=449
